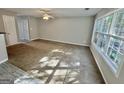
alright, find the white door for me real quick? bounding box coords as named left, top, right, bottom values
left=16, top=16, right=30, bottom=42
left=2, top=15, right=18, bottom=46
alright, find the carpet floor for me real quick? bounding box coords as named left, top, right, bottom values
left=7, top=39, right=105, bottom=84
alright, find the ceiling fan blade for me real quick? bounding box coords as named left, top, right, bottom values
left=40, top=11, right=52, bottom=15
left=49, top=15, right=54, bottom=19
left=40, top=8, right=52, bottom=11
left=40, top=9, right=54, bottom=20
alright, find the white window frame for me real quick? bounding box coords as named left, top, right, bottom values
left=92, top=8, right=124, bottom=77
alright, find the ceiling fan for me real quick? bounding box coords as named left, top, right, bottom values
left=40, top=9, right=54, bottom=20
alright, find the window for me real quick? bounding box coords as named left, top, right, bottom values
left=112, top=10, right=124, bottom=37
left=95, top=19, right=103, bottom=32
left=93, top=9, right=124, bottom=76
left=101, top=14, right=113, bottom=33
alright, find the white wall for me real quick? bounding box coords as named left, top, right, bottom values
left=90, top=8, right=124, bottom=83
left=0, top=34, right=8, bottom=63
left=0, top=15, right=4, bottom=32
left=29, top=17, right=40, bottom=40
left=0, top=9, right=16, bottom=33
left=3, top=15, right=18, bottom=46
left=38, top=17, right=94, bottom=46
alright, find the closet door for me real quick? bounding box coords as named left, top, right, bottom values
left=16, top=16, right=30, bottom=42
left=3, top=15, right=18, bottom=46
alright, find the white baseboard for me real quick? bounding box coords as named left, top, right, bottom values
left=31, top=38, right=40, bottom=41
left=40, top=38, right=89, bottom=47
left=90, top=46, right=108, bottom=84
left=0, top=58, right=8, bottom=64
left=6, top=38, right=40, bottom=47
left=7, top=42, right=21, bottom=47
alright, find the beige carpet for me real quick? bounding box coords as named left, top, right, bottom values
left=7, top=39, right=105, bottom=84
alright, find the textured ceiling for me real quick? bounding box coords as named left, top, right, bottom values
left=3, top=8, right=101, bottom=17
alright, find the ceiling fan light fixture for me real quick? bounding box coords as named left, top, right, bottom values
left=43, top=16, right=49, bottom=20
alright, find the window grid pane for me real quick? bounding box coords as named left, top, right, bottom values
left=93, top=9, right=124, bottom=73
